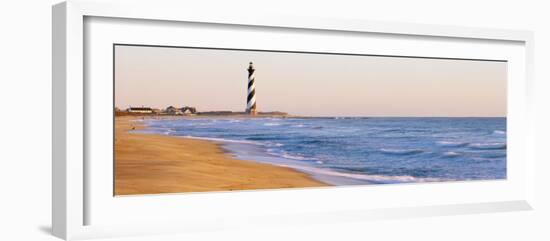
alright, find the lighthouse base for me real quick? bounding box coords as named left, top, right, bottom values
left=245, top=109, right=257, bottom=115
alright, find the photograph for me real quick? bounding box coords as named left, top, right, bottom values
left=113, top=44, right=507, bottom=195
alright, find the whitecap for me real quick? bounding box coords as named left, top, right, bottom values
left=380, top=148, right=424, bottom=155
left=280, top=153, right=310, bottom=161
left=443, top=151, right=461, bottom=157
left=469, top=143, right=506, bottom=150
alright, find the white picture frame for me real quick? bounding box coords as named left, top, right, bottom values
left=52, top=0, right=535, bottom=240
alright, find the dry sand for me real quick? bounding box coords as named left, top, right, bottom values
left=115, top=116, right=327, bottom=195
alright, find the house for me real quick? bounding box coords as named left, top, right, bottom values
left=127, top=107, right=153, bottom=114
left=161, top=105, right=198, bottom=115
left=181, top=106, right=197, bottom=114
left=165, top=106, right=181, bottom=115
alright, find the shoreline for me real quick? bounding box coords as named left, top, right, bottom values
left=114, top=116, right=328, bottom=195
left=176, top=134, right=376, bottom=186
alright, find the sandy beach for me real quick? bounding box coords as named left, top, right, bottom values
left=114, top=116, right=327, bottom=195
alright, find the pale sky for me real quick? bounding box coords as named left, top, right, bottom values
left=114, top=45, right=507, bottom=117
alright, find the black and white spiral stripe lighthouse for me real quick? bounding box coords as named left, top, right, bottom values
left=246, top=62, right=257, bottom=115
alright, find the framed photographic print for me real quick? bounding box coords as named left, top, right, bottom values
left=113, top=44, right=508, bottom=195
left=52, top=0, right=535, bottom=240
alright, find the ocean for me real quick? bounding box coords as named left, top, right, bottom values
left=137, top=117, right=506, bottom=185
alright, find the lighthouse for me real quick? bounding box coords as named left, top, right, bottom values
left=246, top=62, right=257, bottom=115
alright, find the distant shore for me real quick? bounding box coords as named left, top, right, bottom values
left=114, top=116, right=327, bottom=195
left=115, top=110, right=290, bottom=117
